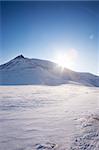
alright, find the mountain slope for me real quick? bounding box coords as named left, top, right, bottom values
left=0, top=55, right=99, bottom=86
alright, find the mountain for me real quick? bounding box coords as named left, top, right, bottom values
left=0, top=55, right=99, bottom=86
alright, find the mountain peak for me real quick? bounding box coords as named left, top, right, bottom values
left=14, top=55, right=24, bottom=59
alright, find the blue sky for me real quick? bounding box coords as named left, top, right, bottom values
left=1, top=1, right=99, bottom=75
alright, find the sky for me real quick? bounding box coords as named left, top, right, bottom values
left=1, top=1, right=99, bottom=75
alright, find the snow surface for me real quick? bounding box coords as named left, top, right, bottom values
left=0, top=84, right=99, bottom=150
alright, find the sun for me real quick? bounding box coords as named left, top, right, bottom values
left=55, top=53, right=73, bottom=69
left=54, top=49, right=78, bottom=69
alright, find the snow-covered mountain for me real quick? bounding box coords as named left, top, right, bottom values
left=0, top=55, right=99, bottom=86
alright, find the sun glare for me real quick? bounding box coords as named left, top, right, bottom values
left=55, top=49, right=78, bottom=69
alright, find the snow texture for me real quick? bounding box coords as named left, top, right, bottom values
left=71, top=114, right=99, bottom=150
left=0, top=84, right=99, bottom=150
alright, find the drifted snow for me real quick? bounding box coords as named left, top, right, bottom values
left=71, top=114, right=99, bottom=150
left=0, top=84, right=99, bottom=150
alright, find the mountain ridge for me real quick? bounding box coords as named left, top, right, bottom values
left=0, top=55, right=99, bottom=86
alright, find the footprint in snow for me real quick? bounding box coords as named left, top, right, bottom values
left=35, top=142, right=57, bottom=150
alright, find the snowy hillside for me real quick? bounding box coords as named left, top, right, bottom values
left=0, top=55, right=99, bottom=86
